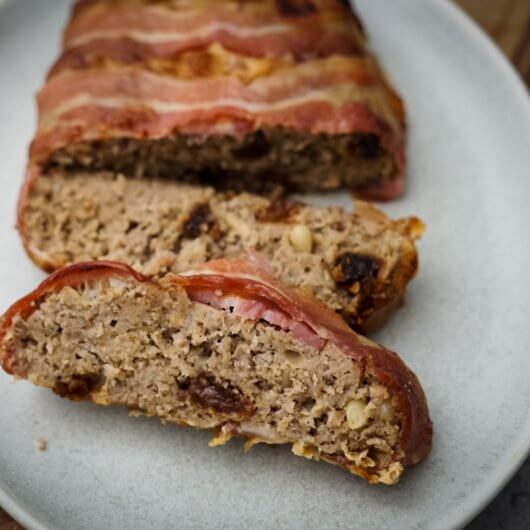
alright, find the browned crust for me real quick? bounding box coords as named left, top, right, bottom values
left=359, top=243, right=419, bottom=334
left=16, top=166, right=59, bottom=274
left=346, top=211, right=424, bottom=335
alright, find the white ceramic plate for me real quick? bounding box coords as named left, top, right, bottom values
left=1, top=1, right=529, bottom=528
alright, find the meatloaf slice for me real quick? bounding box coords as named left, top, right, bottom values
left=19, top=171, right=423, bottom=334
left=0, top=260, right=432, bottom=484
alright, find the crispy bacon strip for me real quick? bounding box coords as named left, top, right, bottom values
left=30, top=102, right=398, bottom=165
left=60, top=0, right=363, bottom=63
left=0, top=260, right=432, bottom=467
left=30, top=55, right=402, bottom=165
left=40, top=58, right=380, bottom=111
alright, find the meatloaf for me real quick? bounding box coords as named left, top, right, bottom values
left=0, top=260, right=432, bottom=484
left=25, top=0, right=406, bottom=199
left=19, top=171, right=423, bottom=334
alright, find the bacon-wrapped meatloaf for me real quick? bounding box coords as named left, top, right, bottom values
left=0, top=260, right=431, bottom=484
left=23, top=0, right=405, bottom=198
left=21, top=172, right=423, bottom=334
left=18, top=0, right=416, bottom=334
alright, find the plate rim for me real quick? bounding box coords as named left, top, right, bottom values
left=425, top=1, right=530, bottom=529
left=1, top=0, right=530, bottom=529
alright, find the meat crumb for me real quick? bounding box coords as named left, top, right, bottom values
left=37, top=437, right=47, bottom=452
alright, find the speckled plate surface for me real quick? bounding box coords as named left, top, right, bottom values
left=1, top=1, right=529, bottom=529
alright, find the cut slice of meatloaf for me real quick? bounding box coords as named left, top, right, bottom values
left=26, top=0, right=405, bottom=199
left=0, top=260, right=432, bottom=484
left=19, top=171, right=423, bottom=334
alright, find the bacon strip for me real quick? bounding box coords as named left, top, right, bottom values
left=30, top=57, right=402, bottom=165
left=40, top=58, right=380, bottom=111
left=29, top=100, right=399, bottom=165
left=188, top=288, right=326, bottom=350
left=61, top=1, right=363, bottom=62
left=51, top=32, right=361, bottom=77
left=0, top=260, right=431, bottom=467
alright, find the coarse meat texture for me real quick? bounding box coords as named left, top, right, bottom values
left=0, top=261, right=432, bottom=484
left=45, top=129, right=394, bottom=195
left=24, top=0, right=406, bottom=200
left=20, top=171, right=423, bottom=334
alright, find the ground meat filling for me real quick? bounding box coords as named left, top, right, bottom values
left=22, top=172, right=418, bottom=333
left=6, top=279, right=402, bottom=480
left=45, top=129, right=394, bottom=194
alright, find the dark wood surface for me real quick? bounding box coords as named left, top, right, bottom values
left=0, top=510, right=23, bottom=530
left=1, top=1, right=529, bottom=528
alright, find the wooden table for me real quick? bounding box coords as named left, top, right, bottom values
left=1, top=1, right=529, bottom=528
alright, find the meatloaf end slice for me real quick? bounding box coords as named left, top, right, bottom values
left=33, top=2, right=405, bottom=198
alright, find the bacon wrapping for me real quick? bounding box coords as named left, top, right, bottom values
left=19, top=0, right=406, bottom=217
